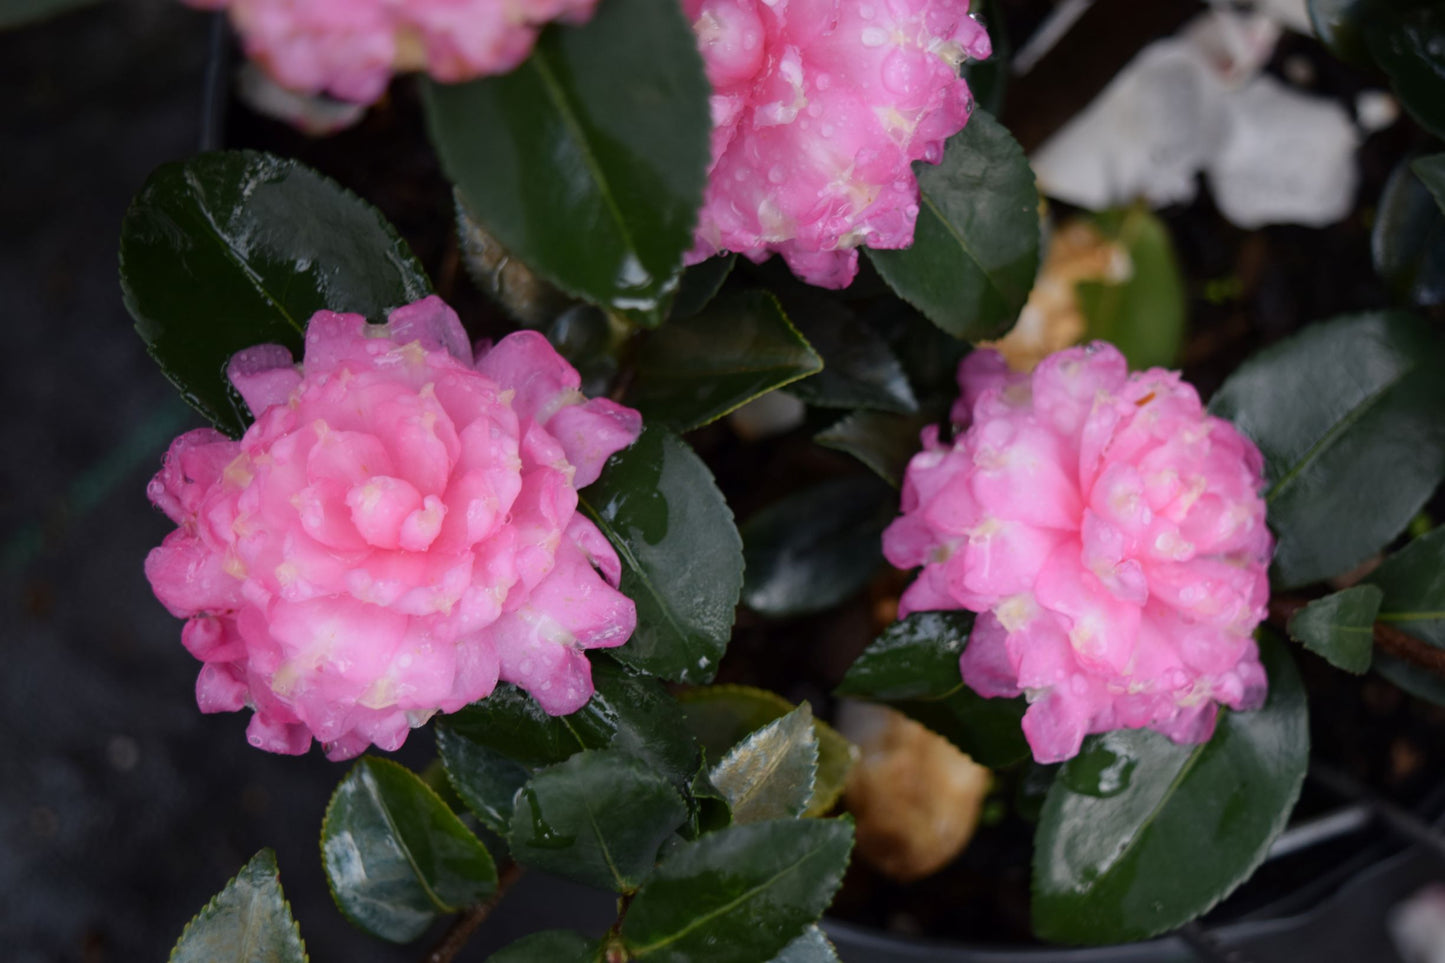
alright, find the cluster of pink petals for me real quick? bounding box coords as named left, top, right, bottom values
left=145, top=296, right=641, bottom=759
left=883, top=344, right=1273, bottom=763
left=186, top=0, right=598, bottom=103
left=683, top=0, right=991, bottom=288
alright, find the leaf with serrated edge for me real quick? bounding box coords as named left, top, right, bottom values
left=1286, top=585, right=1381, bottom=674
left=580, top=427, right=742, bottom=683
left=487, top=930, right=601, bottom=962
left=169, top=849, right=308, bottom=963
left=321, top=757, right=496, bottom=943
left=1210, top=311, right=1445, bottom=588
left=770, top=925, right=841, bottom=962
left=120, top=150, right=431, bottom=437
left=628, top=290, right=822, bottom=432
left=836, top=611, right=974, bottom=701
left=622, top=818, right=855, bottom=963
left=436, top=726, right=531, bottom=835
left=711, top=704, right=820, bottom=824
left=867, top=111, right=1041, bottom=342
left=509, top=749, right=688, bottom=893
left=1031, top=634, right=1308, bottom=944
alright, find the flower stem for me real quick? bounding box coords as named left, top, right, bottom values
left=1268, top=596, right=1445, bottom=679
left=423, top=861, right=524, bottom=963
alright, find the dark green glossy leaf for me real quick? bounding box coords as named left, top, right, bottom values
left=1031, top=634, right=1309, bottom=944
left=1374, top=157, right=1445, bottom=306
left=1286, top=586, right=1382, bottom=674
left=1077, top=206, right=1186, bottom=370
left=487, top=930, right=600, bottom=963
left=169, top=850, right=306, bottom=963
left=1366, top=4, right=1445, bottom=140
left=437, top=657, right=701, bottom=785
left=670, top=255, right=736, bottom=320
left=1414, top=154, right=1445, bottom=215
left=711, top=704, right=819, bottom=824
left=321, top=757, right=496, bottom=943
left=741, top=476, right=892, bottom=618
left=814, top=411, right=929, bottom=489
left=621, top=818, right=855, bottom=963
left=867, top=111, right=1040, bottom=342
left=628, top=290, right=822, bottom=432
left=1210, top=311, right=1445, bottom=588
left=687, top=759, right=735, bottom=837
left=423, top=0, right=710, bottom=327
left=120, top=150, right=432, bottom=437
left=510, top=750, right=688, bottom=893
left=836, top=611, right=974, bottom=701
left=679, top=686, right=855, bottom=817
left=1368, top=524, right=1445, bottom=647
left=436, top=726, right=531, bottom=835
left=1308, top=0, right=1372, bottom=65
left=770, top=925, right=841, bottom=963
left=580, top=426, right=743, bottom=682
left=891, top=687, right=1031, bottom=770
left=867, top=302, right=970, bottom=405
left=780, top=294, right=917, bottom=413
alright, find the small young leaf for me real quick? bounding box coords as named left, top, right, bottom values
left=321, top=757, right=496, bottom=943
left=621, top=818, right=855, bottom=963
left=120, top=151, right=433, bottom=437
left=669, top=254, right=736, bottom=320
left=487, top=930, right=601, bottom=963
left=1031, top=634, right=1308, bottom=944
left=780, top=294, right=918, bottom=413
left=679, top=686, right=856, bottom=817
left=867, top=111, right=1041, bottom=342
left=627, top=290, right=822, bottom=432
left=1210, top=311, right=1445, bottom=588
left=510, top=750, right=688, bottom=893
left=1365, top=4, right=1445, bottom=141
left=1286, top=585, right=1382, bottom=674
left=580, top=426, right=743, bottom=683
left=1076, top=206, right=1186, bottom=370
left=711, top=704, right=820, bottom=824
left=770, top=925, right=841, bottom=963
left=169, top=850, right=307, bottom=963
left=741, top=476, right=893, bottom=618
left=422, top=0, right=710, bottom=327
left=1373, top=156, right=1445, bottom=307
left=814, top=410, right=930, bottom=489
left=436, top=726, right=531, bottom=834
left=1414, top=154, right=1445, bottom=216
left=836, top=611, right=975, bottom=701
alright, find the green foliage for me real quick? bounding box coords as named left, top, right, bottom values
left=1031, top=635, right=1308, bottom=944
left=867, top=110, right=1040, bottom=342
left=741, top=476, right=893, bottom=618
left=781, top=294, right=918, bottom=413
left=627, top=291, right=822, bottom=431
left=321, top=757, right=496, bottom=943
left=580, top=427, right=743, bottom=683
left=422, top=0, right=710, bottom=327
left=487, top=931, right=601, bottom=963
left=1077, top=206, right=1186, bottom=370
left=814, top=410, right=930, bottom=489
left=710, top=704, right=820, bottom=824
left=119, top=151, right=431, bottom=436
left=510, top=750, right=688, bottom=893
left=1308, top=0, right=1373, bottom=64
left=1286, top=586, right=1382, bottom=674
left=169, top=850, right=307, bottom=963
left=1366, top=526, right=1445, bottom=703
left=770, top=925, right=842, bottom=963
left=1374, top=156, right=1445, bottom=307
left=669, top=255, right=735, bottom=321
left=620, top=818, right=855, bottom=963
left=1210, top=311, right=1445, bottom=588
left=679, top=686, right=856, bottom=817
left=1364, top=2, right=1445, bottom=140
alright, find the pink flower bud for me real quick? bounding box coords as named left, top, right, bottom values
left=684, top=0, right=991, bottom=287
left=145, top=295, right=641, bottom=759
left=883, top=344, right=1273, bottom=763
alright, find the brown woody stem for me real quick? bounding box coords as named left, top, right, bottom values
left=1269, top=596, right=1445, bottom=680
left=424, top=861, right=524, bottom=963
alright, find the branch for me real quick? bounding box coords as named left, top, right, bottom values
left=1269, top=596, right=1445, bottom=680
left=424, top=861, right=525, bottom=963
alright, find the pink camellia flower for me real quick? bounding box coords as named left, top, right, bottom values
left=145, top=296, right=641, bottom=759
left=683, top=0, right=992, bottom=288
left=882, top=344, right=1273, bottom=763
left=187, top=0, right=599, bottom=104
